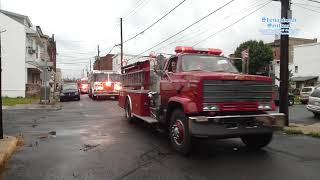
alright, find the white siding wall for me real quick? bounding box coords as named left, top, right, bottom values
left=293, top=43, right=320, bottom=79
left=112, top=54, right=146, bottom=73
left=0, top=13, right=26, bottom=97
left=273, top=61, right=295, bottom=86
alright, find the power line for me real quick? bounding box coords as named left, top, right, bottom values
left=193, top=0, right=271, bottom=46
left=155, top=0, right=262, bottom=51
left=101, top=44, right=117, bottom=56
left=292, top=2, right=320, bottom=8
left=292, top=3, right=320, bottom=13
left=305, top=0, right=320, bottom=4
left=123, top=0, right=187, bottom=44
left=123, top=0, right=145, bottom=19
left=57, top=62, right=88, bottom=65
left=57, top=54, right=94, bottom=59
left=123, top=0, right=152, bottom=21
left=128, top=0, right=236, bottom=61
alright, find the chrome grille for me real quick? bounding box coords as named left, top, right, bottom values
left=203, top=80, right=272, bottom=103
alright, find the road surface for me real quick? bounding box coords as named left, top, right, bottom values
left=2, top=95, right=320, bottom=180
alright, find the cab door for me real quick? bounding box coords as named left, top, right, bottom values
left=160, top=56, right=179, bottom=106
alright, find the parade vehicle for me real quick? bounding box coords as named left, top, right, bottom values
left=88, top=70, right=121, bottom=100
left=78, top=77, right=89, bottom=94
left=118, top=46, right=284, bottom=155
left=60, top=83, right=81, bottom=102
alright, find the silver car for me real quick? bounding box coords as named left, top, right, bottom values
left=307, top=88, right=320, bottom=117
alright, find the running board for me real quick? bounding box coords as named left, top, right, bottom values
left=133, top=113, right=158, bottom=123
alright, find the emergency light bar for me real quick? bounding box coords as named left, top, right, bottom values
left=175, top=46, right=222, bottom=55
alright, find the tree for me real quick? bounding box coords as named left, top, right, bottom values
left=234, top=40, right=273, bottom=75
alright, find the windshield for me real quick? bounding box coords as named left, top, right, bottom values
left=94, top=74, right=108, bottom=82
left=302, top=88, right=313, bottom=92
left=109, top=74, right=120, bottom=82
left=182, top=55, right=238, bottom=73
left=310, top=89, right=320, bottom=98
left=81, top=80, right=88, bottom=84
left=62, top=84, right=78, bottom=90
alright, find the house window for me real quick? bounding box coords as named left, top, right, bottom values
left=295, top=66, right=298, bottom=73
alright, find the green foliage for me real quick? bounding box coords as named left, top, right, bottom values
left=2, top=97, right=39, bottom=106
left=308, top=132, right=320, bottom=138
left=234, top=40, right=273, bottom=75
left=283, top=129, right=303, bottom=135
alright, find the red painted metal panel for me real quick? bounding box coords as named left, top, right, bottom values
left=129, top=92, right=150, bottom=116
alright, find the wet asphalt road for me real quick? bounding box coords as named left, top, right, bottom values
left=289, top=104, right=320, bottom=124
left=1, top=95, right=320, bottom=180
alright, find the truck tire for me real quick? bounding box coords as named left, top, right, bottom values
left=289, top=98, right=294, bottom=106
left=125, top=99, right=135, bottom=123
left=241, top=133, right=273, bottom=150
left=169, top=109, right=192, bottom=155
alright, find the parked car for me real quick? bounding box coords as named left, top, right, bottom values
left=300, top=86, right=315, bottom=104
left=60, top=83, right=80, bottom=102
left=307, top=88, right=320, bottom=117
left=273, top=86, right=295, bottom=106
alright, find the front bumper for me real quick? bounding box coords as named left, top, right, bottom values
left=93, top=91, right=119, bottom=97
left=60, top=94, right=79, bottom=100
left=188, top=113, right=285, bottom=138
left=307, top=104, right=320, bottom=113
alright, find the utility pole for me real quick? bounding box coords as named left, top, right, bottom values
left=97, top=45, right=100, bottom=57
left=246, top=48, right=250, bottom=74
left=279, top=0, right=290, bottom=126
left=97, top=45, right=100, bottom=70
left=120, top=18, right=123, bottom=74
left=0, top=25, right=3, bottom=139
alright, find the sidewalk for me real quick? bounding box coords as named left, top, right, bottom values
left=0, top=136, right=18, bottom=167
left=2, top=103, right=61, bottom=110
left=284, top=122, right=320, bottom=138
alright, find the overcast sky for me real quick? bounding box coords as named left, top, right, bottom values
left=2, top=0, right=320, bottom=78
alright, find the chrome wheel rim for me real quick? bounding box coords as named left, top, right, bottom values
left=171, top=119, right=185, bottom=146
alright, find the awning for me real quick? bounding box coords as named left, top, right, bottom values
left=291, top=76, right=318, bottom=82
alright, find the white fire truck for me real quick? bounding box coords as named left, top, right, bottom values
left=88, top=70, right=121, bottom=100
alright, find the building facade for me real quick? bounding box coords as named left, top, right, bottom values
left=291, top=42, right=320, bottom=88
left=93, top=54, right=114, bottom=70
left=268, top=37, right=318, bottom=87
left=0, top=10, right=56, bottom=97
left=268, top=37, right=317, bottom=63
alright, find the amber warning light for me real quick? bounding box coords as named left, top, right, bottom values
left=175, top=46, right=222, bottom=55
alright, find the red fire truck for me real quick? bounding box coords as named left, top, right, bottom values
left=78, top=77, right=89, bottom=94
left=88, top=70, right=121, bottom=100
left=119, top=46, right=284, bottom=155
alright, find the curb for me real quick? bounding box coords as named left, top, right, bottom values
left=2, top=104, right=62, bottom=110
left=283, top=123, right=320, bottom=138
left=0, top=136, right=18, bottom=167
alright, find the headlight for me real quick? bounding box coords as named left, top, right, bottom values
left=105, top=81, right=112, bottom=87
left=203, top=104, right=219, bottom=111
left=96, top=86, right=103, bottom=91
left=75, top=91, right=79, bottom=95
left=60, top=93, right=65, bottom=96
left=114, top=83, right=122, bottom=91
left=258, top=102, right=272, bottom=110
